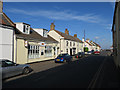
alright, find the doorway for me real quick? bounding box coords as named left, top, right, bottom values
left=70, top=48, right=72, bottom=56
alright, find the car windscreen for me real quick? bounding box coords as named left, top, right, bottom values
left=78, top=52, right=82, bottom=55
left=58, top=54, right=67, bottom=57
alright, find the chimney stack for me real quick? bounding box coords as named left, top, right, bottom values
left=86, top=39, right=90, bottom=42
left=0, top=0, right=3, bottom=13
left=50, top=23, right=55, bottom=30
left=65, top=28, right=69, bottom=35
left=82, top=38, right=85, bottom=42
left=74, top=34, right=77, bottom=38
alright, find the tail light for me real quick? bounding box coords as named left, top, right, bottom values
left=77, top=56, right=78, bottom=58
left=61, top=58, right=63, bottom=60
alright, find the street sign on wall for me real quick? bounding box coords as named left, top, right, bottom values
left=39, top=42, right=46, bottom=47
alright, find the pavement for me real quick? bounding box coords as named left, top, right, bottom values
left=88, top=56, right=120, bottom=88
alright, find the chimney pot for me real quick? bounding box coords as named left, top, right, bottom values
left=50, top=23, right=55, bottom=30
left=74, top=34, right=77, bottom=38
left=65, top=28, right=69, bottom=35
left=86, top=39, right=90, bottom=42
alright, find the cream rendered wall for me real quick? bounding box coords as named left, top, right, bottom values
left=16, top=39, right=28, bottom=64
left=16, top=38, right=58, bottom=64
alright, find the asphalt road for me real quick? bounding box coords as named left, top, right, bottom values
left=3, top=53, right=108, bottom=88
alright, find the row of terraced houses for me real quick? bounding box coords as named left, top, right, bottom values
left=0, top=1, right=101, bottom=64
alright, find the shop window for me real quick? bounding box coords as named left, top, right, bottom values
left=28, top=45, right=40, bottom=59
left=45, top=46, right=52, bottom=57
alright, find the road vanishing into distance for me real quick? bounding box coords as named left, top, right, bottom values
left=3, top=51, right=113, bottom=88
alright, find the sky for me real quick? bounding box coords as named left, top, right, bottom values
left=3, top=2, right=115, bottom=49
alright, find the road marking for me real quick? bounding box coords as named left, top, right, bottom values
left=88, top=57, right=107, bottom=89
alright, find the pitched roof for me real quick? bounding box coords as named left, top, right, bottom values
left=52, top=30, right=83, bottom=43
left=90, top=41, right=96, bottom=46
left=0, top=12, right=23, bottom=34
left=0, top=13, right=16, bottom=27
left=91, top=41, right=101, bottom=48
left=85, top=41, right=93, bottom=46
left=16, top=28, right=58, bottom=43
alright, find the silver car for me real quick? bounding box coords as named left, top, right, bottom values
left=0, top=59, right=32, bottom=79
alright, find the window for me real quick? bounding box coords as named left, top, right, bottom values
left=23, top=24, right=30, bottom=34
left=45, top=46, right=52, bottom=57
left=66, top=41, right=68, bottom=46
left=4, top=60, right=15, bottom=67
left=73, top=42, right=75, bottom=46
left=28, top=45, right=40, bottom=59
left=23, top=25, right=26, bottom=33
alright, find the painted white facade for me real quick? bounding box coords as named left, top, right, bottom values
left=0, top=26, right=14, bottom=61
left=82, top=38, right=92, bottom=52
left=48, top=29, right=83, bottom=56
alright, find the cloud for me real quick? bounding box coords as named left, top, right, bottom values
left=8, top=8, right=105, bottom=24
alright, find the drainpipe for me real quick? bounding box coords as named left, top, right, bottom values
left=12, top=28, right=14, bottom=62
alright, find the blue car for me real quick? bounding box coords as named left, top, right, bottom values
left=55, top=53, right=72, bottom=63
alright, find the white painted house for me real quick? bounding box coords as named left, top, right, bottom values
left=0, top=12, right=16, bottom=61
left=48, top=23, right=83, bottom=56
left=82, top=38, right=93, bottom=52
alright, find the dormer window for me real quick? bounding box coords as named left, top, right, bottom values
left=33, top=28, right=48, bottom=37
left=15, top=22, right=30, bottom=34
left=23, top=24, right=30, bottom=34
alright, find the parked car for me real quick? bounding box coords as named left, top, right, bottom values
left=0, top=59, right=32, bottom=79
left=55, top=53, right=72, bottom=63
left=94, top=51, right=100, bottom=55
left=75, top=52, right=85, bottom=58
left=87, top=51, right=93, bottom=55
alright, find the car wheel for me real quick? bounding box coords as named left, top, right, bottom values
left=23, top=67, right=30, bottom=74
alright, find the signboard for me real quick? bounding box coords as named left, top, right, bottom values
left=40, top=42, right=46, bottom=46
